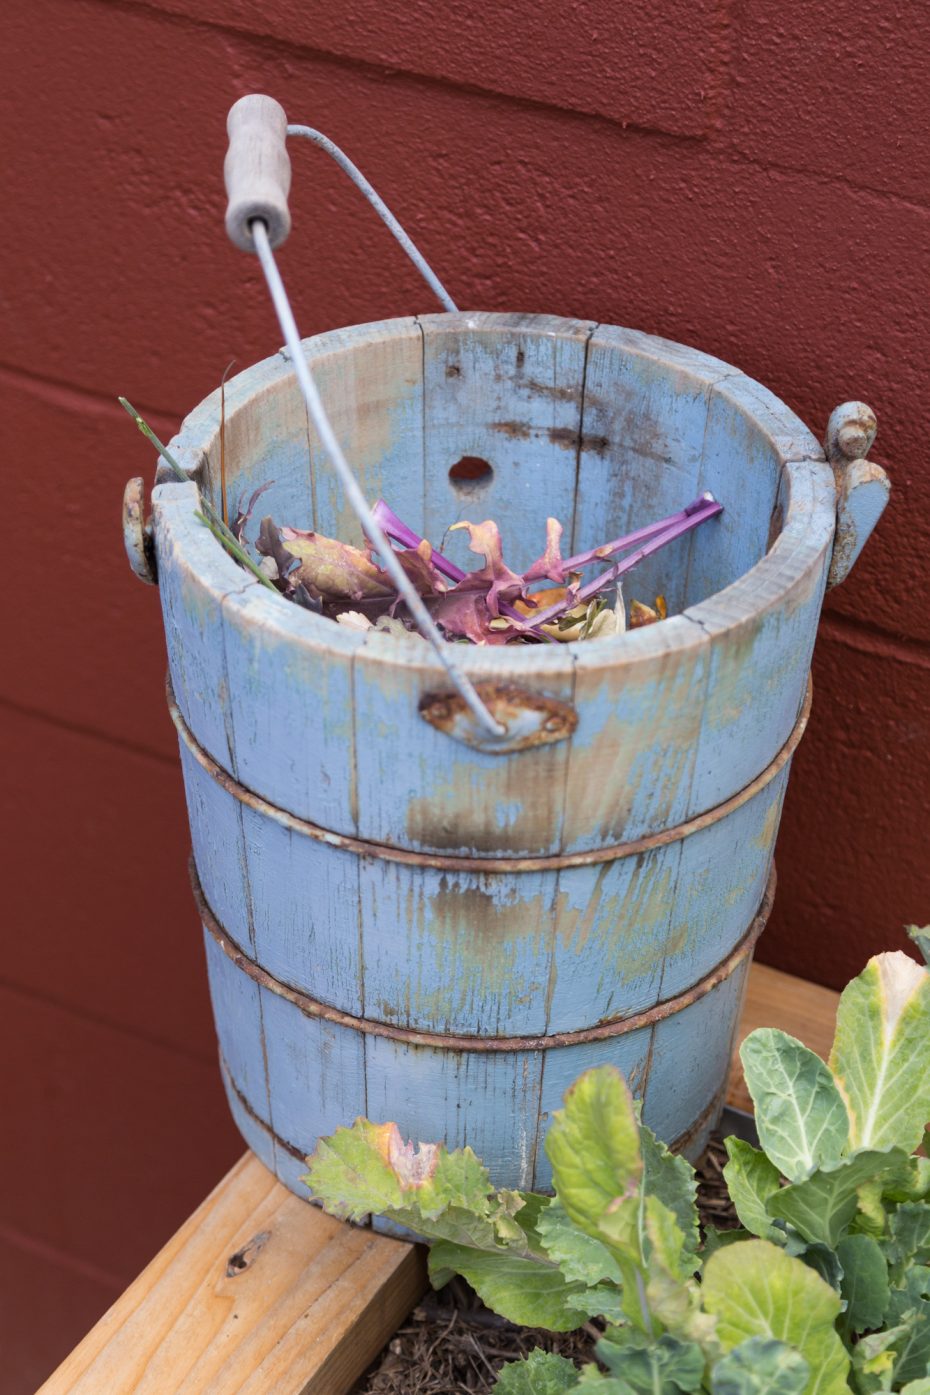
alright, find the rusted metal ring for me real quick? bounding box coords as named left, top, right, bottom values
left=168, top=676, right=811, bottom=873
left=193, top=858, right=775, bottom=1052
left=219, top=1050, right=727, bottom=1165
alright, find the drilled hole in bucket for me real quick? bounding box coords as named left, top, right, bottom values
left=449, top=456, right=493, bottom=493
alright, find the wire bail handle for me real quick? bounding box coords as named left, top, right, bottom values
left=223, top=94, right=533, bottom=745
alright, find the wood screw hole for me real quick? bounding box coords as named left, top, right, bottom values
left=226, top=1229, right=271, bottom=1277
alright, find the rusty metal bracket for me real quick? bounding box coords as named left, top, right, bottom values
left=419, top=682, right=578, bottom=753
left=123, top=477, right=158, bottom=585
left=825, top=402, right=890, bottom=588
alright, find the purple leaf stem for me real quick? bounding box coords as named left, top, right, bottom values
left=560, top=494, right=716, bottom=572
left=373, top=494, right=716, bottom=581
left=520, top=498, right=723, bottom=631
left=371, top=500, right=466, bottom=582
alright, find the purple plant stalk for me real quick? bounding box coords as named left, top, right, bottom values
left=369, top=493, right=722, bottom=638
left=370, top=500, right=554, bottom=639
left=372, top=495, right=715, bottom=580
left=370, top=501, right=466, bottom=583
left=560, top=494, right=717, bottom=573
left=520, top=496, right=723, bottom=631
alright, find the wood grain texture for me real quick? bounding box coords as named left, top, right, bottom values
left=419, top=311, right=595, bottom=575
left=36, top=1153, right=426, bottom=1395
left=571, top=324, right=734, bottom=617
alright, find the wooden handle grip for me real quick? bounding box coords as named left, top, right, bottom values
left=224, top=94, right=292, bottom=252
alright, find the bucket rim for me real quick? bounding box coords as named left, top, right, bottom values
left=153, top=311, right=837, bottom=677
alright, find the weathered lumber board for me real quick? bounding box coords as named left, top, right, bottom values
left=39, top=959, right=840, bottom=1395
left=36, top=1153, right=427, bottom=1395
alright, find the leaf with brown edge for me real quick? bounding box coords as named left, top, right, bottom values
left=393, top=537, right=447, bottom=594
left=278, top=525, right=396, bottom=601
left=629, top=596, right=667, bottom=628
left=304, top=1116, right=542, bottom=1252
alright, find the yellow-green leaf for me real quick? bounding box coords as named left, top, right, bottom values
left=546, top=1067, right=642, bottom=1238
left=702, top=1240, right=850, bottom=1395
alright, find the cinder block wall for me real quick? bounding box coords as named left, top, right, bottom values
left=3, top=1, right=928, bottom=1385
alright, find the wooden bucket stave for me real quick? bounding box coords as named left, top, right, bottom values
left=150, top=311, right=857, bottom=1191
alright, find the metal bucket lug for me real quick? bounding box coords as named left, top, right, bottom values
left=825, top=401, right=891, bottom=588
left=122, top=477, right=158, bottom=585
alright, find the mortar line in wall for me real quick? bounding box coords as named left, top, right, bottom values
left=819, top=611, right=930, bottom=672
left=0, top=975, right=217, bottom=1070
left=0, top=360, right=182, bottom=431
left=96, top=0, right=930, bottom=216
left=102, top=0, right=712, bottom=148
left=713, top=143, right=930, bottom=219
left=0, top=695, right=179, bottom=770
left=0, top=1219, right=126, bottom=1292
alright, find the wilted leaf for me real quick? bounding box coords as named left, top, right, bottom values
left=711, top=1337, right=810, bottom=1395
left=394, top=537, right=446, bottom=593
left=701, top=1239, right=850, bottom=1395
left=740, top=1029, right=850, bottom=1181
left=629, top=596, right=667, bottom=628
left=829, top=952, right=930, bottom=1155
left=723, top=1139, right=783, bottom=1241
left=374, top=614, right=426, bottom=641
left=766, top=1149, right=907, bottom=1248
left=278, top=525, right=395, bottom=600
left=335, top=611, right=373, bottom=631
left=449, top=519, right=526, bottom=615
left=232, top=480, right=274, bottom=543
left=524, top=517, right=567, bottom=584
left=569, top=599, right=624, bottom=641
left=257, top=515, right=301, bottom=583
left=852, top=1323, right=910, bottom=1392
left=545, top=1067, right=643, bottom=1240
left=305, top=1117, right=536, bottom=1251
left=493, top=1350, right=582, bottom=1394
left=430, top=589, right=514, bottom=644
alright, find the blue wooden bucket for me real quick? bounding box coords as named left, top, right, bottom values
left=136, top=311, right=887, bottom=1197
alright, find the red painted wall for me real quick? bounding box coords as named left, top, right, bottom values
left=3, top=1, right=929, bottom=1385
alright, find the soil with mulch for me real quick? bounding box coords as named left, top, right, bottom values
left=353, top=1135, right=738, bottom=1395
